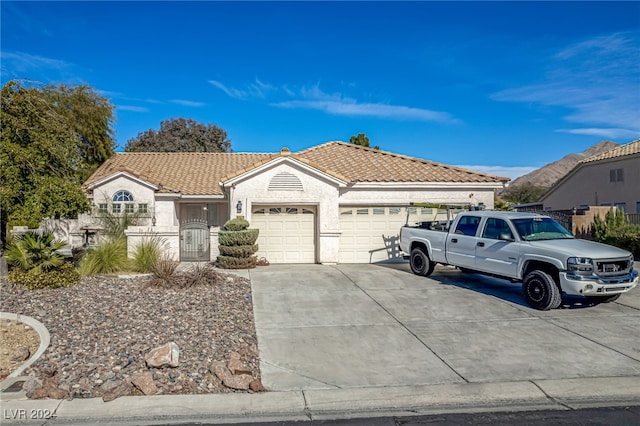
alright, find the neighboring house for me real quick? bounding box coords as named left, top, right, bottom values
left=541, top=139, right=640, bottom=213
left=83, top=141, right=508, bottom=264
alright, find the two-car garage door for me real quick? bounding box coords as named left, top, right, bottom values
left=339, top=206, right=440, bottom=263
left=250, top=204, right=438, bottom=264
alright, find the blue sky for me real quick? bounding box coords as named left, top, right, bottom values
left=2, top=1, right=639, bottom=180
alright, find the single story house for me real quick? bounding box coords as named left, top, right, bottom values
left=541, top=139, right=640, bottom=213
left=83, top=141, right=509, bottom=264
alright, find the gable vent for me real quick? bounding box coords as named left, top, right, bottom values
left=268, top=172, right=303, bottom=191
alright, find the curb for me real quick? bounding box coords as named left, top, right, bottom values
left=0, top=377, right=639, bottom=425
left=0, top=312, right=50, bottom=380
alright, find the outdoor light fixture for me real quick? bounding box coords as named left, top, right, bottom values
left=236, top=200, right=243, bottom=214
left=152, top=216, right=156, bottom=226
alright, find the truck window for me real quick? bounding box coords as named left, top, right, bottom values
left=512, top=217, right=574, bottom=241
left=453, top=215, right=481, bottom=236
left=482, top=218, right=514, bottom=240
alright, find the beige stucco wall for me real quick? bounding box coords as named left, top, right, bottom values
left=89, top=176, right=156, bottom=210
left=543, top=156, right=640, bottom=212
left=339, top=186, right=496, bottom=209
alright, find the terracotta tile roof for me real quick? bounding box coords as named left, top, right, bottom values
left=297, top=142, right=510, bottom=183
left=580, top=139, right=640, bottom=164
left=84, top=142, right=509, bottom=196
left=84, top=152, right=273, bottom=195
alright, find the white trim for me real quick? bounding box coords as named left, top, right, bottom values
left=179, top=195, right=226, bottom=200
left=347, top=182, right=505, bottom=189
left=221, top=156, right=348, bottom=188
left=86, top=171, right=159, bottom=191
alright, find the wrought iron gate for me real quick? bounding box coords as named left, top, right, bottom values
left=180, top=219, right=210, bottom=261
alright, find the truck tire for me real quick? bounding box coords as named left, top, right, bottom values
left=522, top=270, right=562, bottom=310
left=410, top=247, right=435, bottom=276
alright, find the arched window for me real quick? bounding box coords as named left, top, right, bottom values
left=112, top=190, right=134, bottom=214
left=113, top=190, right=134, bottom=202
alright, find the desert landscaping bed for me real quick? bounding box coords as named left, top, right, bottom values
left=0, top=266, right=262, bottom=400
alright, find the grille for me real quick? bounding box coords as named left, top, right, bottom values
left=595, top=259, right=631, bottom=277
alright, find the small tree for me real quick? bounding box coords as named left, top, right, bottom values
left=349, top=133, right=379, bottom=150
left=125, top=118, right=231, bottom=152
left=217, top=217, right=259, bottom=269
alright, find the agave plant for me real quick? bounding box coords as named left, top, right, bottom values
left=5, top=231, right=66, bottom=273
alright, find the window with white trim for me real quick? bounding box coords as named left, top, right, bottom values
left=112, top=190, right=134, bottom=214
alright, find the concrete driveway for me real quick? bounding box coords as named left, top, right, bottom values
left=249, top=263, right=640, bottom=391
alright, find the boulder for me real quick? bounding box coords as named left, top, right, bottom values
left=145, top=342, right=180, bottom=368
left=131, top=372, right=158, bottom=395
left=102, top=380, right=133, bottom=402
left=11, top=346, right=31, bottom=362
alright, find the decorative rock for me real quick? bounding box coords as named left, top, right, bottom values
left=222, top=374, right=253, bottom=391
left=22, top=376, right=41, bottom=394
left=131, top=372, right=158, bottom=395
left=228, top=351, right=251, bottom=375
left=249, top=378, right=265, bottom=392
left=11, top=346, right=31, bottom=362
left=145, top=342, right=180, bottom=368
left=102, top=380, right=133, bottom=402
left=210, top=359, right=253, bottom=390
left=209, top=360, right=229, bottom=380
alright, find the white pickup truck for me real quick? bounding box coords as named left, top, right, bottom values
left=399, top=209, right=638, bottom=310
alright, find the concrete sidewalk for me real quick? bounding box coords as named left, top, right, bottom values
left=2, top=263, right=639, bottom=425
left=2, top=377, right=640, bottom=425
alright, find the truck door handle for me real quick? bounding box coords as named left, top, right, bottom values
left=477, top=242, right=485, bottom=247
left=451, top=238, right=458, bottom=243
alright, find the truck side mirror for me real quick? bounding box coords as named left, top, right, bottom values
left=499, top=233, right=515, bottom=242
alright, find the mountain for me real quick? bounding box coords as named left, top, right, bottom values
left=509, top=140, right=620, bottom=188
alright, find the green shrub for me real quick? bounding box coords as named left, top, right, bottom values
left=217, top=217, right=259, bottom=269
left=217, top=255, right=257, bottom=269
left=223, top=217, right=250, bottom=231
left=132, top=235, right=164, bottom=273
left=591, top=209, right=640, bottom=258
left=218, top=229, right=259, bottom=246
left=219, top=244, right=259, bottom=257
left=8, top=262, right=80, bottom=289
left=78, top=237, right=130, bottom=276
left=603, top=225, right=640, bottom=258
left=5, top=231, right=66, bottom=273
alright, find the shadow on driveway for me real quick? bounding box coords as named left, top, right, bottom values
left=375, top=260, right=610, bottom=311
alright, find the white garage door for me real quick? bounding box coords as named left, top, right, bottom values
left=339, top=206, right=438, bottom=263
left=251, top=206, right=316, bottom=263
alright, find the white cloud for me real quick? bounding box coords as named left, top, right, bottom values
left=273, top=99, right=458, bottom=123
left=210, top=79, right=459, bottom=124
left=0, top=51, right=78, bottom=82
left=117, top=105, right=149, bottom=113
left=456, top=165, right=538, bottom=181
left=171, top=99, right=206, bottom=107
left=556, top=128, right=640, bottom=140
left=492, top=31, right=640, bottom=138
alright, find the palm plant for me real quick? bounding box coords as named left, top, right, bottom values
left=5, top=231, right=66, bottom=273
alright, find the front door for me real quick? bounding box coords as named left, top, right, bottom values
left=180, top=219, right=210, bottom=261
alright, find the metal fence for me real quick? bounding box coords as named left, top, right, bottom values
left=513, top=207, right=573, bottom=232
left=627, top=213, right=640, bottom=225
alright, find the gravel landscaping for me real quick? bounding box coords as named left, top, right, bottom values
left=0, top=265, right=262, bottom=400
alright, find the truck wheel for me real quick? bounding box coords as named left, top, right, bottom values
left=410, top=248, right=435, bottom=276
left=522, top=270, right=562, bottom=310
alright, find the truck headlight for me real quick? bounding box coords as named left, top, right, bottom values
left=568, top=257, right=594, bottom=275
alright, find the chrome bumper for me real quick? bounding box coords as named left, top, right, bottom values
left=560, top=270, right=638, bottom=296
